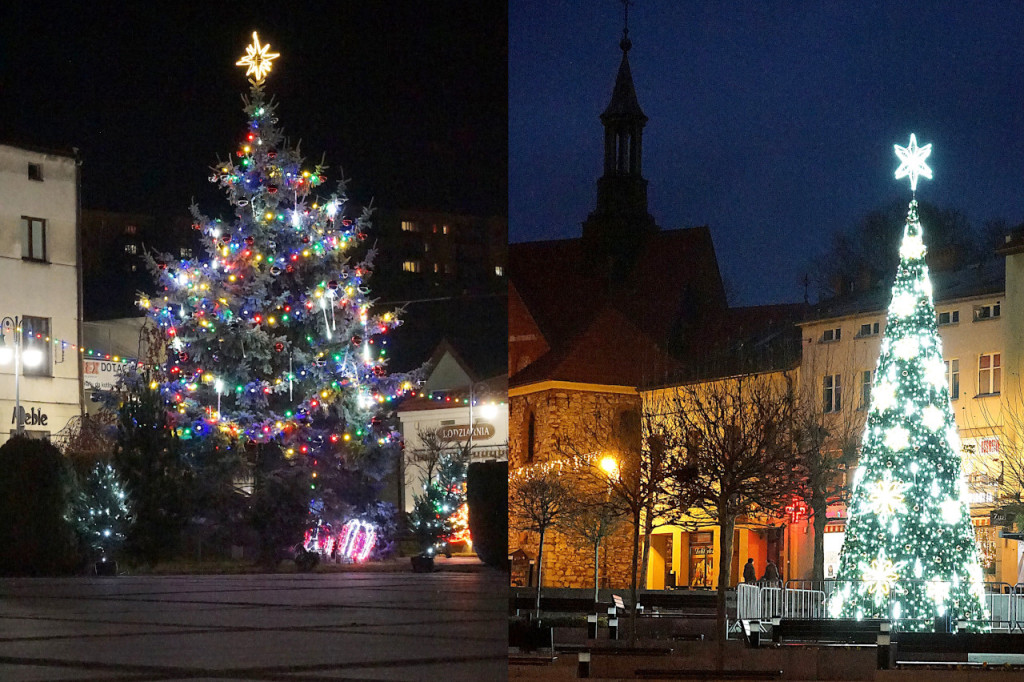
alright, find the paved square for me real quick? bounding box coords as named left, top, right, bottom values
left=0, top=565, right=506, bottom=681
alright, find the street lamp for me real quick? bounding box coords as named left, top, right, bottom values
left=0, top=316, right=43, bottom=434
left=600, top=455, right=620, bottom=480
left=467, top=380, right=496, bottom=456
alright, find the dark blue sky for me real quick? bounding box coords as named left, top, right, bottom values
left=510, top=1, right=1024, bottom=305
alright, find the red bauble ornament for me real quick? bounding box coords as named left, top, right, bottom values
left=356, top=232, right=367, bottom=240
left=245, top=236, right=254, bottom=246
left=352, top=335, right=363, bottom=346
left=327, top=280, right=338, bottom=290
left=221, top=234, right=231, bottom=244
left=274, top=342, right=284, bottom=352
left=341, top=219, right=353, bottom=227
left=268, top=186, right=278, bottom=194
left=372, top=365, right=385, bottom=377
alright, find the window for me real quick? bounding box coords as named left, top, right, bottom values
left=821, top=327, right=841, bottom=343
left=945, top=359, right=959, bottom=400
left=443, top=225, right=450, bottom=235
left=979, top=353, right=1001, bottom=395
left=526, top=412, right=536, bottom=463
left=424, top=243, right=430, bottom=253
left=823, top=374, right=841, bottom=413
left=20, top=316, right=52, bottom=377
left=860, top=370, right=873, bottom=409
left=495, top=265, right=504, bottom=277
left=974, top=303, right=1001, bottom=321
left=21, top=217, right=46, bottom=262
left=27, top=163, right=43, bottom=181
left=856, top=322, right=879, bottom=337
left=402, top=260, right=421, bottom=273
left=400, top=220, right=417, bottom=232
left=433, top=263, right=439, bottom=273
left=179, top=247, right=192, bottom=259
left=124, top=243, right=138, bottom=255
left=937, top=310, right=959, bottom=325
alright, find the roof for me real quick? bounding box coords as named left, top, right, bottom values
left=804, top=257, right=1005, bottom=324
left=509, top=227, right=729, bottom=388
left=601, top=50, right=647, bottom=123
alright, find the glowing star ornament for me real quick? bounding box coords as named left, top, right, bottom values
left=885, top=425, right=910, bottom=451
left=921, top=405, right=945, bottom=431
left=900, top=232, right=926, bottom=260
left=236, top=31, right=280, bottom=83
left=894, top=133, right=933, bottom=192
left=926, top=576, right=951, bottom=613
left=889, top=291, right=918, bottom=317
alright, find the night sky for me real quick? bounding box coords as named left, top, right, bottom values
left=0, top=3, right=506, bottom=219
left=510, top=2, right=1024, bottom=305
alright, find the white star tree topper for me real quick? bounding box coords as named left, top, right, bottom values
left=894, top=133, right=933, bottom=192
left=236, top=31, right=280, bottom=83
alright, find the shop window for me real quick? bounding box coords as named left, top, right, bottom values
left=20, top=316, right=52, bottom=377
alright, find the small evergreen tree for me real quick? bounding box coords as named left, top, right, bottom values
left=73, top=462, right=132, bottom=563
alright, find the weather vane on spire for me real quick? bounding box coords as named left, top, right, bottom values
left=236, top=31, right=280, bottom=84
left=894, top=133, right=932, bottom=193
left=620, top=0, right=634, bottom=52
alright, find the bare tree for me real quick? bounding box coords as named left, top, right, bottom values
left=556, top=405, right=679, bottom=643
left=509, top=462, right=575, bottom=618
left=656, top=370, right=804, bottom=656
left=791, top=374, right=866, bottom=581
left=560, top=480, right=627, bottom=603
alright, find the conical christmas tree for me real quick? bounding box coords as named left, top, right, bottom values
left=831, top=135, right=988, bottom=629
left=140, top=33, right=408, bottom=539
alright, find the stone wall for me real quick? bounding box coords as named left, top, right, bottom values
left=509, top=384, right=642, bottom=588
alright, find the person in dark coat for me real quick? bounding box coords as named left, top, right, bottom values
left=762, top=559, right=781, bottom=585
left=743, top=558, right=757, bottom=583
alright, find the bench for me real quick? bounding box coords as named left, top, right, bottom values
left=635, top=669, right=782, bottom=680
left=509, top=595, right=598, bottom=614
left=508, top=621, right=554, bottom=652
left=771, top=618, right=889, bottom=644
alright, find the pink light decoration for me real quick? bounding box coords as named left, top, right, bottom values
left=337, top=519, right=376, bottom=562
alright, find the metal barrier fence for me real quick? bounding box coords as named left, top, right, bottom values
left=736, top=579, right=1022, bottom=631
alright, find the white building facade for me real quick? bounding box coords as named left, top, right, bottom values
left=0, top=144, right=83, bottom=445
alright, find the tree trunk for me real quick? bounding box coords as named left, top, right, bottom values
left=716, top=513, right=736, bottom=671
left=639, top=503, right=655, bottom=594
left=628, top=509, right=641, bottom=644
left=593, top=538, right=601, bottom=604
left=535, top=526, right=546, bottom=619
left=812, top=496, right=827, bottom=582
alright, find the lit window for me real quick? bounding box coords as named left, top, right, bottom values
left=974, top=304, right=1000, bottom=321
left=21, top=217, right=46, bottom=262
left=433, top=263, right=439, bottom=273
left=180, top=247, right=193, bottom=259
left=402, top=260, right=421, bottom=273
left=938, top=310, right=959, bottom=325
left=945, top=359, right=959, bottom=400
left=860, top=370, right=873, bottom=409
left=443, top=225, right=450, bottom=235
left=20, top=316, right=52, bottom=377
left=823, top=374, right=841, bottom=413
left=124, top=243, right=138, bottom=255
left=495, top=265, right=504, bottom=277
left=979, top=353, right=1001, bottom=395
left=27, top=164, right=43, bottom=181
left=821, top=328, right=841, bottom=343
left=400, top=221, right=417, bottom=232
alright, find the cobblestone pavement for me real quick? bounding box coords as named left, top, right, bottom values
left=0, top=563, right=506, bottom=681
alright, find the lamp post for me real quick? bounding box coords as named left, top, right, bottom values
left=0, top=316, right=43, bottom=435
left=467, top=381, right=498, bottom=456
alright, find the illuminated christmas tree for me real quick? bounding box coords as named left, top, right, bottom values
left=74, top=462, right=132, bottom=561
left=141, top=32, right=408, bottom=541
left=831, top=135, right=988, bottom=629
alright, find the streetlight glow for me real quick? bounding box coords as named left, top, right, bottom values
left=21, top=347, right=43, bottom=368
left=600, top=455, right=619, bottom=478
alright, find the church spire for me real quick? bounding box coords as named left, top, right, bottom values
left=582, top=3, right=657, bottom=269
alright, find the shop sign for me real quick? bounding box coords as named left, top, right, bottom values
left=437, top=422, right=496, bottom=441
left=83, top=359, right=131, bottom=391
left=10, top=406, right=47, bottom=426
left=690, top=545, right=714, bottom=555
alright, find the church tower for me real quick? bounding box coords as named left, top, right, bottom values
left=582, top=16, right=658, bottom=269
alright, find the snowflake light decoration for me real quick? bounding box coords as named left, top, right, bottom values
left=861, top=554, right=903, bottom=604
left=867, top=473, right=909, bottom=519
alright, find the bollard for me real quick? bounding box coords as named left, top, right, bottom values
left=587, top=614, right=598, bottom=639
left=609, top=617, right=619, bottom=640
left=876, top=622, right=892, bottom=670
left=578, top=651, right=591, bottom=678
